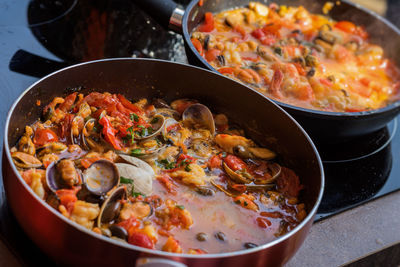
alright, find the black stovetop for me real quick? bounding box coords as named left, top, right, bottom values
left=0, top=0, right=400, bottom=265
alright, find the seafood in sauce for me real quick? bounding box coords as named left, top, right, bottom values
left=11, top=92, right=306, bottom=254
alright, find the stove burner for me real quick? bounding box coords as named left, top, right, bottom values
left=319, top=119, right=397, bottom=163
left=28, top=0, right=77, bottom=27
left=316, top=119, right=397, bottom=217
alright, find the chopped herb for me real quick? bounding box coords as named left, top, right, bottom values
left=138, top=125, right=145, bottom=129
left=176, top=205, right=185, bottom=210
left=274, top=47, right=283, bottom=56
left=221, top=152, right=227, bottom=158
left=157, top=159, right=176, bottom=169
left=151, top=117, right=159, bottom=124
left=127, top=126, right=135, bottom=144
left=131, top=148, right=144, bottom=156
left=130, top=113, right=139, bottom=122
left=244, top=201, right=248, bottom=206
left=120, top=176, right=133, bottom=184
left=132, top=191, right=145, bottom=197
left=235, top=200, right=241, bottom=204
left=184, top=165, right=192, bottom=172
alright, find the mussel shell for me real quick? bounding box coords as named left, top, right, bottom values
left=11, top=151, right=42, bottom=169
left=182, top=103, right=215, bottom=135
left=83, top=159, right=120, bottom=196
left=97, top=186, right=126, bottom=227
left=109, top=224, right=128, bottom=241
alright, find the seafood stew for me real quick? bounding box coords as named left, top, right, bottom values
left=10, top=91, right=307, bottom=254
left=191, top=2, right=400, bottom=113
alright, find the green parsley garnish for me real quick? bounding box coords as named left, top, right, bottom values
left=131, top=148, right=144, bottom=156
left=184, top=165, right=192, bottom=172
left=130, top=113, right=139, bottom=122
left=157, top=159, right=176, bottom=169
left=176, top=205, right=185, bottom=210
left=120, top=176, right=133, bottom=184
left=132, top=191, right=145, bottom=197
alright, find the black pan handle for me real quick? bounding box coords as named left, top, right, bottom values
left=9, top=49, right=71, bottom=78
left=133, top=0, right=180, bottom=30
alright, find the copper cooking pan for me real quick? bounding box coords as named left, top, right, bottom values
left=3, top=58, right=324, bottom=266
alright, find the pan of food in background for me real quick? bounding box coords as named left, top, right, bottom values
left=133, top=0, right=400, bottom=144
left=3, top=58, right=323, bottom=266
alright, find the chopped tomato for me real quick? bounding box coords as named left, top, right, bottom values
left=80, top=157, right=102, bottom=169
left=128, top=232, right=154, bottom=249
left=223, top=154, right=247, bottom=171
left=198, top=12, right=214, bottom=32
left=276, top=167, right=304, bottom=198
left=205, top=48, right=221, bottom=62
left=33, top=128, right=58, bottom=146
left=251, top=28, right=265, bottom=39
left=117, top=216, right=140, bottom=233
left=335, top=21, right=368, bottom=39
left=116, top=94, right=143, bottom=114
left=218, top=67, right=235, bottom=74
left=231, top=184, right=246, bottom=193
left=208, top=155, right=222, bottom=169
left=59, top=92, right=77, bottom=112
left=56, top=187, right=80, bottom=214
left=234, top=25, right=247, bottom=39
left=198, top=0, right=203, bottom=6
left=319, top=78, right=333, bottom=87
left=293, top=62, right=306, bottom=76
left=260, top=211, right=283, bottom=218
left=98, top=116, right=122, bottom=150
left=191, top=38, right=204, bottom=56
left=177, top=154, right=196, bottom=164
left=166, top=123, right=181, bottom=132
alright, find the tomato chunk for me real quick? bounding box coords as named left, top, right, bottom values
left=198, top=12, right=214, bottom=32
left=128, top=232, right=154, bottom=249
left=33, top=128, right=58, bottom=146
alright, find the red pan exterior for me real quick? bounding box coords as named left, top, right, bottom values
left=3, top=59, right=323, bottom=266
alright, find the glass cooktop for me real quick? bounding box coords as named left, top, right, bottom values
left=0, top=0, right=399, bottom=265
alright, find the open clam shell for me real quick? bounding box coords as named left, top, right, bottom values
left=253, top=162, right=281, bottom=184
left=46, top=160, right=82, bottom=193
left=116, top=155, right=154, bottom=196
left=182, top=103, right=215, bottom=135
left=97, top=186, right=126, bottom=228
left=135, top=114, right=165, bottom=141
left=223, top=162, right=253, bottom=184
left=83, top=160, right=120, bottom=196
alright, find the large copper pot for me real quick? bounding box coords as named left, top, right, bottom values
left=3, top=59, right=324, bottom=266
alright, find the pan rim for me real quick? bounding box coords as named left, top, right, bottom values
left=4, top=57, right=324, bottom=259
left=182, top=0, right=400, bottom=118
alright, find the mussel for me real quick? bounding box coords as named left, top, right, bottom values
left=83, top=159, right=120, bottom=196
left=97, top=186, right=126, bottom=228
left=46, top=159, right=82, bottom=193
left=182, top=103, right=215, bottom=135
left=11, top=152, right=42, bottom=169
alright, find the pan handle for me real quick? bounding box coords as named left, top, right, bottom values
left=133, top=0, right=184, bottom=33
left=9, top=49, right=71, bottom=78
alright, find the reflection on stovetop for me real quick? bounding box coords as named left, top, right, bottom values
left=315, top=119, right=397, bottom=220
left=1, top=0, right=400, bottom=265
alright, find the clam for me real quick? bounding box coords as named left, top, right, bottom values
left=97, top=186, right=126, bottom=227
left=46, top=159, right=82, bottom=193
left=11, top=152, right=42, bottom=169
left=156, top=108, right=180, bottom=120
left=253, top=162, right=281, bottom=185
left=182, top=103, right=215, bottom=135
left=135, top=114, right=165, bottom=141
left=81, top=118, right=104, bottom=152
left=83, top=160, right=120, bottom=195
left=116, top=155, right=154, bottom=196
left=223, top=162, right=253, bottom=184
